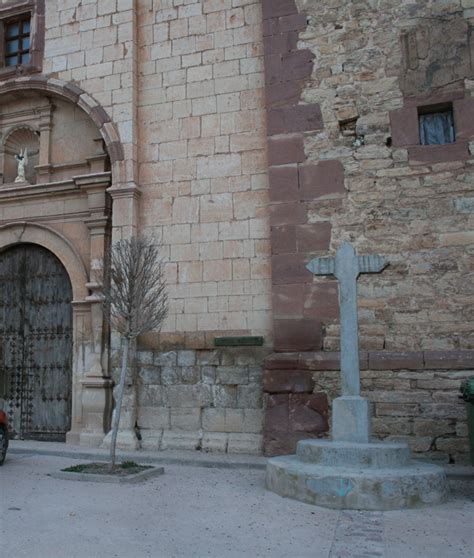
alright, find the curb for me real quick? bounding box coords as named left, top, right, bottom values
left=49, top=465, right=165, bottom=484
left=9, top=447, right=268, bottom=471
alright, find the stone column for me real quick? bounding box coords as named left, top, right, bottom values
left=102, top=183, right=142, bottom=450
left=36, top=103, right=54, bottom=184
left=69, top=172, right=115, bottom=446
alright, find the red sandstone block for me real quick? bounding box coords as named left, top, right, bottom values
left=299, top=160, right=346, bottom=200
left=296, top=222, right=332, bottom=252
left=263, top=370, right=315, bottom=394
left=453, top=98, right=474, bottom=141
left=268, top=135, right=306, bottom=165
left=265, top=353, right=299, bottom=370
left=278, top=13, right=308, bottom=33
left=269, top=201, right=307, bottom=226
left=262, top=0, right=298, bottom=20
left=389, top=107, right=419, bottom=147
left=265, top=81, right=302, bottom=108
left=263, top=13, right=307, bottom=35
left=289, top=393, right=329, bottom=433
left=303, top=281, right=339, bottom=321
left=264, top=53, right=281, bottom=86
left=272, top=284, right=305, bottom=319
left=408, top=142, right=469, bottom=165
left=271, top=225, right=296, bottom=254
left=269, top=166, right=299, bottom=202
left=264, top=394, right=289, bottom=432
left=263, top=31, right=298, bottom=55
left=298, top=352, right=340, bottom=370
left=297, top=352, right=369, bottom=370
left=273, top=318, right=323, bottom=351
left=423, top=350, right=474, bottom=370
left=369, top=351, right=424, bottom=370
left=267, top=104, right=323, bottom=136
left=271, top=254, right=313, bottom=285
left=281, top=50, right=314, bottom=81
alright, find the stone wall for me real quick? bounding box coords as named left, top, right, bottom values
left=262, top=0, right=474, bottom=460
left=137, top=0, right=272, bottom=347
left=135, top=347, right=265, bottom=453
left=2, top=0, right=472, bottom=457
left=38, top=0, right=272, bottom=448
left=265, top=351, right=473, bottom=463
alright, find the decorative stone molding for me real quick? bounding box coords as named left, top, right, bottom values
left=0, top=77, right=125, bottom=172
left=0, top=221, right=88, bottom=299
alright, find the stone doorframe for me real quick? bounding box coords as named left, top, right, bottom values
left=0, top=222, right=112, bottom=445
left=0, top=76, right=139, bottom=446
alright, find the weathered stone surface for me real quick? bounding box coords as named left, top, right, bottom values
left=166, top=385, right=213, bottom=408
left=289, top=393, right=328, bottom=433
left=263, top=370, right=315, bottom=394
left=213, top=385, right=238, bottom=408
left=273, top=319, right=323, bottom=352
left=227, top=433, right=263, bottom=454
left=266, top=454, right=448, bottom=510
left=332, top=396, right=371, bottom=444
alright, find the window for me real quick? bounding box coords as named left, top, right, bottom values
left=419, top=104, right=455, bottom=146
left=5, top=15, right=30, bottom=67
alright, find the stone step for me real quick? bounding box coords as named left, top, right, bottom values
left=297, top=440, right=412, bottom=468
left=266, top=454, right=448, bottom=510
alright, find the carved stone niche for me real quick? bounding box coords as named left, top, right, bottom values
left=3, top=125, right=39, bottom=183
left=0, top=94, right=52, bottom=186
left=0, top=93, right=109, bottom=186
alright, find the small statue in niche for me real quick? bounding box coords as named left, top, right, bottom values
left=15, top=148, right=28, bottom=183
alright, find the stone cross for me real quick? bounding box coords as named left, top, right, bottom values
left=306, top=242, right=387, bottom=443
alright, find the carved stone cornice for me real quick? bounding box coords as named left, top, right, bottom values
left=107, top=183, right=142, bottom=200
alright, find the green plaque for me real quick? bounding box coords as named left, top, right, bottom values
left=214, top=336, right=264, bottom=347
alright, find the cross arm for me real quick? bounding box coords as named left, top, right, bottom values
left=306, top=257, right=335, bottom=276
left=357, top=254, right=387, bottom=274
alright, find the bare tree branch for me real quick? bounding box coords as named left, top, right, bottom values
left=102, top=236, right=168, bottom=469
left=104, top=236, right=168, bottom=338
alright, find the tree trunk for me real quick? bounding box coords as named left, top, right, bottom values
left=109, top=336, right=130, bottom=471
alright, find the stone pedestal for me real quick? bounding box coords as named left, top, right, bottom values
left=266, top=439, right=448, bottom=510
left=332, top=396, right=371, bottom=443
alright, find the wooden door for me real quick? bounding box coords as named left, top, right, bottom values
left=0, top=244, right=73, bottom=441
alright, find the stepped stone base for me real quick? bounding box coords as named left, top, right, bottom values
left=266, top=440, right=448, bottom=510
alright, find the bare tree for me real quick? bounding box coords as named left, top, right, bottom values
left=103, top=236, right=168, bottom=470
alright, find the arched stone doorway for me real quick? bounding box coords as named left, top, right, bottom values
left=0, top=243, right=73, bottom=441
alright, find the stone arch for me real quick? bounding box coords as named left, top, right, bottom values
left=0, top=76, right=125, bottom=181
left=0, top=221, right=89, bottom=300
left=3, top=122, right=40, bottom=141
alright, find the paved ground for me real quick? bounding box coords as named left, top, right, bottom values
left=1, top=445, right=473, bottom=558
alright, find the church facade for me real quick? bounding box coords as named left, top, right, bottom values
left=0, top=0, right=472, bottom=462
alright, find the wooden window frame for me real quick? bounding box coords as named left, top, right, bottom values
left=4, top=14, right=31, bottom=67
left=0, top=1, right=44, bottom=78
left=418, top=103, right=455, bottom=146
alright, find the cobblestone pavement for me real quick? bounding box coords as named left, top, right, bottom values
left=1, top=451, right=472, bottom=558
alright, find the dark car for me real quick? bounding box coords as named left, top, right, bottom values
left=0, top=410, right=8, bottom=465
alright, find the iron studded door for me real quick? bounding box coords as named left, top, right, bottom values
left=0, top=244, right=73, bottom=441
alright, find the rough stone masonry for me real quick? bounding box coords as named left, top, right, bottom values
left=0, top=0, right=472, bottom=459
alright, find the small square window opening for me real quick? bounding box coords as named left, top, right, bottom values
left=5, top=16, right=31, bottom=67
left=418, top=104, right=455, bottom=146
